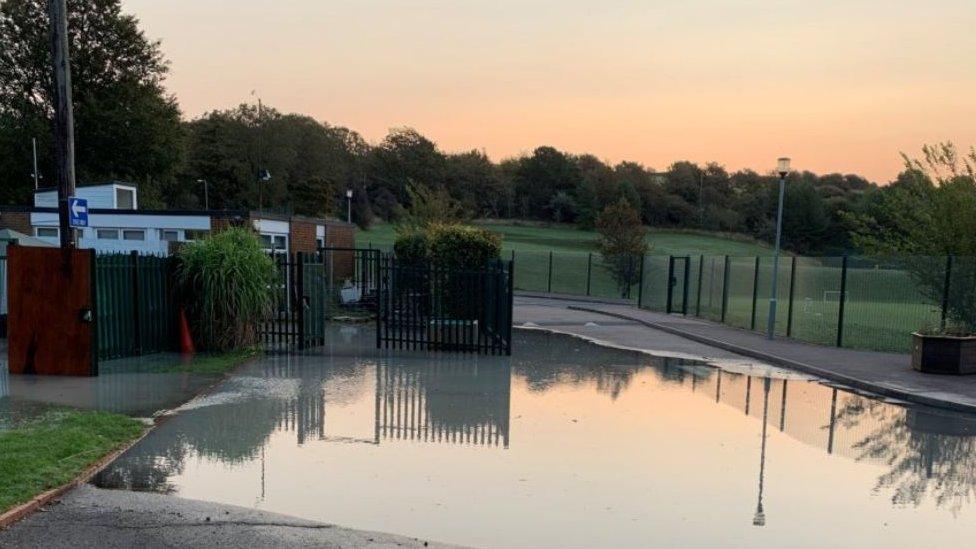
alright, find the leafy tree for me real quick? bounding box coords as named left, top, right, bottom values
left=443, top=150, right=505, bottom=218
left=367, top=127, right=446, bottom=220
left=596, top=199, right=649, bottom=297
left=512, top=146, right=582, bottom=219
left=547, top=191, right=577, bottom=223
left=849, top=143, right=976, bottom=331
left=0, top=0, right=182, bottom=204
left=402, top=181, right=463, bottom=227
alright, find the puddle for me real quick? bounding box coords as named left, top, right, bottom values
left=88, top=327, right=976, bottom=548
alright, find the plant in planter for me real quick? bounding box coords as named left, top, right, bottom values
left=848, top=143, right=976, bottom=373
left=176, top=228, right=278, bottom=351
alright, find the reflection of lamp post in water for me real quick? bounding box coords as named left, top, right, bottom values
left=753, top=376, right=772, bottom=526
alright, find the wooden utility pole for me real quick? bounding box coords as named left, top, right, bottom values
left=49, top=0, right=76, bottom=248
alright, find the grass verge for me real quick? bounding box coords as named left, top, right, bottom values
left=159, top=348, right=260, bottom=375
left=0, top=410, right=144, bottom=513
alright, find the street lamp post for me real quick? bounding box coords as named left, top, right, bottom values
left=346, top=188, right=353, bottom=223
left=197, top=179, right=209, bottom=209
left=766, top=157, right=791, bottom=340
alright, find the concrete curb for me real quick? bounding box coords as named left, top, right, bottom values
left=0, top=352, right=262, bottom=530
left=567, top=305, right=976, bottom=414
left=515, top=291, right=633, bottom=306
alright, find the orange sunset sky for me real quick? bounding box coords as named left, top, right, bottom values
left=124, top=0, right=976, bottom=183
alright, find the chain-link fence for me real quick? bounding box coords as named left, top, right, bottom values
left=512, top=250, right=974, bottom=353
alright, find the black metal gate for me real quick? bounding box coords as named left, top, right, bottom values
left=318, top=247, right=381, bottom=314
left=376, top=258, right=514, bottom=355
left=667, top=255, right=691, bottom=314
left=261, top=252, right=328, bottom=350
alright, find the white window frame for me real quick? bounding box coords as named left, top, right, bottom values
left=97, top=229, right=120, bottom=240
left=35, top=227, right=59, bottom=238
left=122, top=229, right=145, bottom=241
left=159, top=229, right=179, bottom=242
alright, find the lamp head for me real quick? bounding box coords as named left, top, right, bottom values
left=346, top=189, right=353, bottom=198
left=777, top=157, right=791, bottom=178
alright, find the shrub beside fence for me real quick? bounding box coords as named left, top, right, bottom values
left=512, top=251, right=974, bottom=354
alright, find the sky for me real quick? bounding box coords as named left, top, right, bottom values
left=123, top=0, right=976, bottom=183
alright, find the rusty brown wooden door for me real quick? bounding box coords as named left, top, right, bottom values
left=7, top=245, right=97, bottom=376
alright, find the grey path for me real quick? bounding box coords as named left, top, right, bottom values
left=515, top=294, right=976, bottom=413
left=0, top=485, right=458, bottom=549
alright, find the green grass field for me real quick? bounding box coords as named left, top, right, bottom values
left=354, top=220, right=942, bottom=354
left=356, top=221, right=777, bottom=256
left=0, top=410, right=144, bottom=513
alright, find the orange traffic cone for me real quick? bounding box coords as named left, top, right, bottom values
left=179, top=307, right=196, bottom=355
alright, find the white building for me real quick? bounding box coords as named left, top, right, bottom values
left=0, top=182, right=355, bottom=257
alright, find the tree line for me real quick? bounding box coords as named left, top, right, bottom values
left=0, top=0, right=966, bottom=256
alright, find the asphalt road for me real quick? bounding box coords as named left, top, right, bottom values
left=0, top=485, right=457, bottom=549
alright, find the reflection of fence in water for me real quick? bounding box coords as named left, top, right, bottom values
left=374, top=359, right=511, bottom=447
left=668, top=362, right=911, bottom=462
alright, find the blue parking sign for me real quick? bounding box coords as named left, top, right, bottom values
left=68, top=197, right=88, bottom=227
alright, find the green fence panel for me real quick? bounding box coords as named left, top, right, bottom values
left=697, top=255, right=725, bottom=321
left=95, top=253, right=174, bottom=360
left=639, top=256, right=670, bottom=312
left=753, top=255, right=793, bottom=337
left=550, top=252, right=589, bottom=296
left=513, top=251, right=549, bottom=292
left=788, top=257, right=843, bottom=346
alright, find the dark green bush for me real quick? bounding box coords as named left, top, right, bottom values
left=426, top=223, right=502, bottom=270
left=176, top=228, right=278, bottom=351
left=393, top=225, right=429, bottom=266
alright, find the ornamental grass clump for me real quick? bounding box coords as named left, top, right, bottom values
left=177, top=228, right=278, bottom=351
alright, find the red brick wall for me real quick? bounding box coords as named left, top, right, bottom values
left=289, top=218, right=318, bottom=254
left=0, top=212, right=32, bottom=236
left=324, top=223, right=357, bottom=279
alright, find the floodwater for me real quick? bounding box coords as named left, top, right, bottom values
left=93, top=326, right=976, bottom=548
left=0, top=350, right=221, bottom=430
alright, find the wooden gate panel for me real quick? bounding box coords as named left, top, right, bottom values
left=7, top=246, right=96, bottom=376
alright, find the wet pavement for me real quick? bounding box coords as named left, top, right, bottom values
left=76, top=325, right=976, bottom=548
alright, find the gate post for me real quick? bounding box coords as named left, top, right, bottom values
left=786, top=255, right=797, bottom=338
left=666, top=255, right=675, bottom=313
left=721, top=255, right=730, bottom=323
left=682, top=255, right=691, bottom=315
left=636, top=254, right=645, bottom=308
left=750, top=256, right=760, bottom=331
left=695, top=255, right=704, bottom=317
left=547, top=251, right=553, bottom=293
left=296, top=252, right=306, bottom=350
left=941, top=255, right=954, bottom=331
left=836, top=255, right=849, bottom=348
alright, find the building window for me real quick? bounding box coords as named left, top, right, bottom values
left=122, top=229, right=145, bottom=241
left=159, top=229, right=179, bottom=242
left=35, top=227, right=59, bottom=238
left=97, top=229, right=119, bottom=240
left=260, top=233, right=287, bottom=252
left=116, top=188, right=135, bottom=209
left=184, top=230, right=209, bottom=241
left=316, top=237, right=324, bottom=249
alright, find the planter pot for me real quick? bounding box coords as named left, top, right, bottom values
left=911, top=332, right=976, bottom=375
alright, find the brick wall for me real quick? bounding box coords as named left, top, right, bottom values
left=324, top=222, right=357, bottom=279
left=0, top=211, right=32, bottom=236
left=289, top=218, right=318, bottom=254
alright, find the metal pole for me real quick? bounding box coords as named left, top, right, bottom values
left=750, top=256, right=760, bottom=331
left=547, top=251, right=553, bottom=293
left=836, top=255, right=849, bottom=347
left=720, top=255, right=730, bottom=323
left=347, top=196, right=352, bottom=223
left=586, top=253, right=592, bottom=296
left=32, top=138, right=39, bottom=189
left=941, top=255, right=954, bottom=331
left=49, top=0, right=76, bottom=248
left=786, top=255, right=797, bottom=338
left=766, top=174, right=786, bottom=339
left=636, top=255, right=645, bottom=308
left=204, top=180, right=209, bottom=209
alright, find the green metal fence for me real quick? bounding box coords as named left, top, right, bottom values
left=512, top=250, right=975, bottom=354
left=95, top=252, right=176, bottom=360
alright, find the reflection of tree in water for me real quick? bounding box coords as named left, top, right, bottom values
left=511, top=331, right=649, bottom=399
left=838, top=399, right=976, bottom=514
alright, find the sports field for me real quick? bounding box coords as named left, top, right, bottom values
left=353, top=220, right=956, bottom=354
left=355, top=221, right=777, bottom=256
